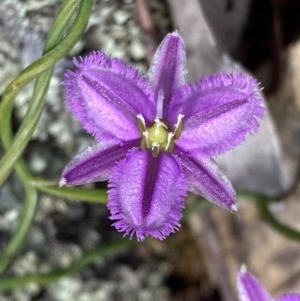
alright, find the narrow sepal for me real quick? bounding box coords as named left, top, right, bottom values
left=107, top=149, right=187, bottom=241
left=237, top=268, right=273, bottom=301
left=63, top=51, right=155, bottom=142
left=176, top=148, right=237, bottom=211
left=148, top=31, right=187, bottom=115
left=61, top=141, right=137, bottom=186
left=169, top=72, right=265, bottom=157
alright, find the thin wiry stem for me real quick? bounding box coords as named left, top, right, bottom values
left=256, top=196, right=300, bottom=241
left=0, top=0, right=92, bottom=274
left=0, top=241, right=134, bottom=293
left=32, top=179, right=107, bottom=204
left=0, top=0, right=92, bottom=185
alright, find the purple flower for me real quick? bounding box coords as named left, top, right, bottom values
left=238, top=267, right=300, bottom=301
left=60, top=31, right=264, bottom=241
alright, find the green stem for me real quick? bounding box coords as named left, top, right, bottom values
left=32, top=179, right=107, bottom=204
left=256, top=196, right=300, bottom=241
left=0, top=0, right=92, bottom=185
left=0, top=241, right=133, bottom=292
left=0, top=0, right=92, bottom=273
left=44, top=0, right=82, bottom=49
left=0, top=0, right=79, bottom=131
left=0, top=162, right=38, bottom=274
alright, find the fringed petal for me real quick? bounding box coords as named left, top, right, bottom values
left=60, top=141, right=137, bottom=186
left=169, top=72, right=265, bottom=157
left=148, top=31, right=187, bottom=117
left=107, top=149, right=187, bottom=241
left=176, top=148, right=237, bottom=211
left=237, top=269, right=273, bottom=301
left=63, top=51, right=155, bottom=142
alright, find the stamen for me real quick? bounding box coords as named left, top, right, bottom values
left=152, top=143, right=160, bottom=158
left=143, top=131, right=150, bottom=148
left=137, top=114, right=147, bottom=133
left=141, top=137, right=147, bottom=150
left=165, top=132, right=175, bottom=151
left=173, top=114, right=184, bottom=139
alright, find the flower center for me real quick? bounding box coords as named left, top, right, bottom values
left=137, top=114, right=184, bottom=157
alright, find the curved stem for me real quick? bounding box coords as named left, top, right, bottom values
left=0, top=165, right=37, bottom=274
left=0, top=241, right=133, bottom=292
left=256, top=196, right=300, bottom=241
left=0, top=0, right=93, bottom=185
left=0, top=0, right=92, bottom=273
left=0, top=0, right=79, bottom=128
left=32, top=179, right=107, bottom=204
left=44, top=0, right=82, bottom=49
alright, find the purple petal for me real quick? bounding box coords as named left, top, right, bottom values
left=176, top=148, right=237, bottom=211
left=60, top=141, right=137, bottom=186
left=169, top=72, right=265, bottom=157
left=107, top=149, right=187, bottom=241
left=148, top=31, right=186, bottom=117
left=63, top=51, right=155, bottom=142
left=237, top=269, right=273, bottom=301
left=277, top=294, right=300, bottom=301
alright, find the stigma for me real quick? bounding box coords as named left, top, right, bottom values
left=137, top=114, right=184, bottom=158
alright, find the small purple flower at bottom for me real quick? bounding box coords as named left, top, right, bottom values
left=238, top=267, right=300, bottom=301
left=60, top=31, right=265, bottom=241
